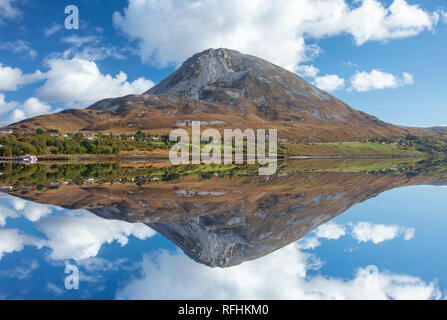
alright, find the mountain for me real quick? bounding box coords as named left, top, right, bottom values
left=2, top=159, right=447, bottom=267
left=2, top=48, right=434, bottom=143
left=426, top=126, right=447, bottom=133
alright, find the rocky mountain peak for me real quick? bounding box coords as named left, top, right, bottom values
left=145, top=48, right=334, bottom=105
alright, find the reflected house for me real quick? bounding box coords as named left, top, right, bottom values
left=0, top=159, right=446, bottom=267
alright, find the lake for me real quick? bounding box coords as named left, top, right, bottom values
left=0, top=158, right=446, bottom=299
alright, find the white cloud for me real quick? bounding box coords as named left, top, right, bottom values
left=296, top=64, right=320, bottom=78
left=44, top=24, right=62, bottom=37
left=0, top=197, right=53, bottom=226
left=297, top=237, right=321, bottom=250
left=0, top=62, right=43, bottom=91
left=36, top=58, right=155, bottom=106
left=315, top=222, right=346, bottom=240
left=0, top=0, right=21, bottom=23
left=0, top=229, right=44, bottom=260
left=66, top=46, right=129, bottom=61
left=114, top=0, right=439, bottom=71
left=56, top=31, right=136, bottom=62
left=0, top=195, right=156, bottom=261
left=350, top=69, right=414, bottom=92
left=116, top=243, right=440, bottom=300
left=0, top=40, right=38, bottom=59
left=351, top=222, right=415, bottom=244
left=0, top=93, right=18, bottom=114
left=11, top=198, right=52, bottom=222
left=442, top=11, right=447, bottom=23
left=9, top=97, right=52, bottom=123
left=298, top=222, right=346, bottom=250
left=46, top=282, right=65, bottom=296
left=314, top=74, right=345, bottom=92
left=0, top=260, right=39, bottom=280
left=403, top=228, right=415, bottom=240
left=61, top=35, right=99, bottom=48
left=35, top=211, right=156, bottom=261
left=0, top=204, right=19, bottom=226
left=402, top=72, right=414, bottom=85
left=0, top=94, right=53, bottom=125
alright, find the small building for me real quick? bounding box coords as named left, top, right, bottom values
left=86, top=135, right=94, bottom=140
left=0, top=130, right=12, bottom=134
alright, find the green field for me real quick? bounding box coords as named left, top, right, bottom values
left=282, top=141, right=426, bottom=157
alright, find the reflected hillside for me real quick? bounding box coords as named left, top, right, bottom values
left=0, top=158, right=446, bottom=267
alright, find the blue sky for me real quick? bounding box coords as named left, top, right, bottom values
left=0, top=0, right=446, bottom=127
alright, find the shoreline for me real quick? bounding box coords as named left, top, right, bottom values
left=0, top=154, right=432, bottom=164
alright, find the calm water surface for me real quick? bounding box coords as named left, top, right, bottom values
left=0, top=159, right=446, bottom=299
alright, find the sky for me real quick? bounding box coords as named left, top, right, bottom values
left=1, top=185, right=446, bottom=299
left=0, top=0, right=446, bottom=127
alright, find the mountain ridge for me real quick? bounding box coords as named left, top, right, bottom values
left=1, top=48, right=438, bottom=144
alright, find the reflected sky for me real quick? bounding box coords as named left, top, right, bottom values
left=0, top=183, right=445, bottom=300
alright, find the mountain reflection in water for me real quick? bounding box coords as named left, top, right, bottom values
left=1, top=158, right=446, bottom=268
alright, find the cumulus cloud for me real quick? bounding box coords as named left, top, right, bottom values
left=0, top=196, right=54, bottom=226
left=298, top=222, right=346, bottom=250
left=0, top=229, right=44, bottom=260
left=351, top=222, right=415, bottom=244
left=35, top=211, right=156, bottom=260
left=0, top=63, right=43, bottom=91
left=315, top=222, right=346, bottom=240
left=0, top=204, right=19, bottom=226
left=36, top=58, right=155, bottom=106
left=0, top=56, right=152, bottom=122
left=296, top=64, right=320, bottom=78
left=116, top=243, right=440, bottom=300
left=0, top=195, right=156, bottom=261
left=0, top=93, right=18, bottom=115
left=297, top=236, right=321, bottom=250
left=11, top=198, right=53, bottom=222
left=350, top=69, right=414, bottom=92
left=114, top=0, right=439, bottom=71
left=9, top=97, right=52, bottom=123
left=314, top=74, right=345, bottom=92
left=0, top=94, right=53, bottom=125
